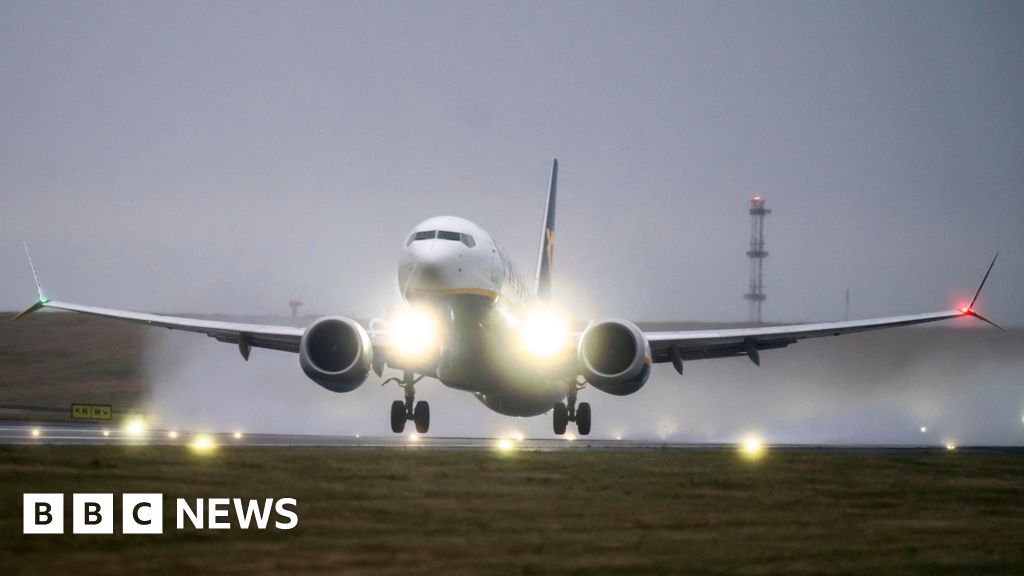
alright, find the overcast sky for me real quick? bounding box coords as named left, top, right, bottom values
left=2, top=1, right=1021, bottom=326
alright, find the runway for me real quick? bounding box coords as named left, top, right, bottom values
left=0, top=421, right=697, bottom=450
left=1, top=421, right=1019, bottom=452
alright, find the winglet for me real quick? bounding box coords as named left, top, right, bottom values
left=23, top=241, right=47, bottom=303
left=13, top=300, right=46, bottom=322
left=969, top=310, right=1006, bottom=332
left=13, top=242, right=48, bottom=322
left=967, top=252, right=997, bottom=310
left=961, top=252, right=1004, bottom=331
left=534, top=158, right=558, bottom=301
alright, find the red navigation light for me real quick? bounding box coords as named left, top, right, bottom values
left=960, top=306, right=970, bottom=314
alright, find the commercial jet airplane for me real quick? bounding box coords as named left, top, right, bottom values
left=15, top=160, right=1002, bottom=435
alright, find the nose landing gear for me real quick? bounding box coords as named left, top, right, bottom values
left=552, top=379, right=590, bottom=436
left=384, top=371, right=430, bottom=434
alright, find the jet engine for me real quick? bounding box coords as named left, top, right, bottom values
left=578, top=319, right=651, bottom=395
left=299, top=316, right=373, bottom=393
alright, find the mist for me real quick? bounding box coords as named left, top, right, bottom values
left=143, top=323, right=1023, bottom=445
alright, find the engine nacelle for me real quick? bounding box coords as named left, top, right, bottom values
left=578, top=319, right=651, bottom=396
left=299, top=316, right=373, bottom=393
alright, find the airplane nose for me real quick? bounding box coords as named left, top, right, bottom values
left=404, top=241, right=455, bottom=292
left=415, top=258, right=444, bottom=285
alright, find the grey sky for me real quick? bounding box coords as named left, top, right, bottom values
left=2, top=0, right=1022, bottom=326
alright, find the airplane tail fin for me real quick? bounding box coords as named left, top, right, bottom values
left=534, top=158, right=558, bottom=300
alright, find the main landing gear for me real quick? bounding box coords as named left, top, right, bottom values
left=383, top=371, right=429, bottom=434
left=553, top=379, right=590, bottom=436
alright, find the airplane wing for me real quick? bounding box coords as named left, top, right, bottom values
left=646, top=310, right=967, bottom=369
left=645, top=254, right=1002, bottom=372
left=12, top=242, right=310, bottom=358
left=17, top=299, right=305, bottom=357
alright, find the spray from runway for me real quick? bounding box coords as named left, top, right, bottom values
left=143, top=319, right=1023, bottom=444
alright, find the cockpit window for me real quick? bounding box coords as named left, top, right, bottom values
left=407, top=229, right=475, bottom=247
left=406, top=230, right=436, bottom=246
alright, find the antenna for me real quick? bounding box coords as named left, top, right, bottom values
left=845, top=288, right=850, bottom=321
left=743, top=196, right=770, bottom=323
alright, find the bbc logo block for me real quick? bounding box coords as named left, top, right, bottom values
left=24, top=493, right=163, bottom=535
left=23, top=494, right=64, bottom=534
left=72, top=493, right=114, bottom=534
left=122, top=493, right=163, bottom=534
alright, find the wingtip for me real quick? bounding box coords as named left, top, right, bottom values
left=969, top=310, right=1007, bottom=332
left=12, top=300, right=46, bottom=322
left=967, top=251, right=999, bottom=311
left=22, top=241, right=47, bottom=303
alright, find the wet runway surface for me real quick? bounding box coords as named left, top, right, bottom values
left=2, top=421, right=1020, bottom=452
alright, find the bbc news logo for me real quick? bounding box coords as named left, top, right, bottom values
left=23, top=493, right=298, bottom=534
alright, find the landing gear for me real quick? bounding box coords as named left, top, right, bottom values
left=552, top=379, right=591, bottom=436
left=576, top=402, right=591, bottom=436
left=383, top=371, right=429, bottom=434
left=553, top=402, right=569, bottom=435
left=414, top=401, right=430, bottom=433
left=390, top=400, right=406, bottom=433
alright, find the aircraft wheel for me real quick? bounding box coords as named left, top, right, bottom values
left=576, top=402, right=592, bottom=436
left=552, top=402, right=568, bottom=435
left=390, top=400, right=407, bottom=433
left=414, top=401, right=430, bottom=433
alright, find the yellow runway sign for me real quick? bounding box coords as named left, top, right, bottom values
left=71, top=404, right=112, bottom=420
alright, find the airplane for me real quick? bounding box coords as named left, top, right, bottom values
left=15, top=159, right=1002, bottom=436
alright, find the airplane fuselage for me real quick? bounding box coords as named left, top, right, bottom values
left=397, top=215, right=569, bottom=416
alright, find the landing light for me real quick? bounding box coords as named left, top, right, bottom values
left=233, top=431, right=243, bottom=440
left=519, top=307, right=567, bottom=358
left=124, top=418, right=147, bottom=438
left=101, top=429, right=110, bottom=437
left=190, top=434, right=217, bottom=453
left=740, top=434, right=766, bottom=459
left=390, top=306, right=439, bottom=360
left=168, top=430, right=179, bottom=440
left=30, top=428, right=40, bottom=438
left=945, top=443, right=957, bottom=451
left=920, top=426, right=928, bottom=434
left=495, top=438, right=516, bottom=452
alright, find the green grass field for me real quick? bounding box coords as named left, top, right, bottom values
left=2, top=445, right=1023, bottom=575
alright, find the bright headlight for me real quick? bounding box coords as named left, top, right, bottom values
left=390, top=306, right=439, bottom=359
left=519, top=307, right=567, bottom=358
